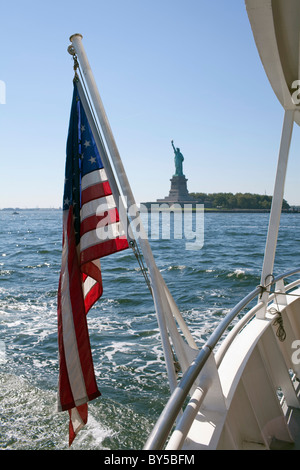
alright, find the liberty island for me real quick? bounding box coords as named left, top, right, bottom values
left=141, top=140, right=292, bottom=212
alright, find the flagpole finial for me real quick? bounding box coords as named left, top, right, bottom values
left=68, top=35, right=83, bottom=58
left=69, top=33, right=83, bottom=43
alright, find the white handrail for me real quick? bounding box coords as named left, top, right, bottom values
left=166, top=383, right=209, bottom=449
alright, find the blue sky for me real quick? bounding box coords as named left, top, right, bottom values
left=1, top=0, right=300, bottom=208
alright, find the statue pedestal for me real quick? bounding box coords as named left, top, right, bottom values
left=156, top=175, right=194, bottom=204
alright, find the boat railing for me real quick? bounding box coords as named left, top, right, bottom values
left=144, top=267, right=300, bottom=450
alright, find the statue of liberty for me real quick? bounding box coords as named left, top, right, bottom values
left=171, top=140, right=184, bottom=176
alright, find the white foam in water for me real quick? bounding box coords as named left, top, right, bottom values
left=0, top=341, right=6, bottom=364
left=227, top=268, right=246, bottom=277
left=103, top=341, right=134, bottom=365
left=0, top=372, right=114, bottom=450
left=72, top=413, right=114, bottom=450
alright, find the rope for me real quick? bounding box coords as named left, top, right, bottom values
left=271, top=310, right=287, bottom=342
left=130, top=240, right=152, bottom=294
left=263, top=274, right=287, bottom=342
left=258, top=273, right=300, bottom=342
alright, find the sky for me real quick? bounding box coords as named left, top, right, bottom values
left=1, top=0, right=300, bottom=208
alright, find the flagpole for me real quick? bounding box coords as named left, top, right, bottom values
left=69, top=34, right=136, bottom=211
left=69, top=33, right=181, bottom=392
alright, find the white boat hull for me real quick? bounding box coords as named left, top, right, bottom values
left=180, top=287, right=300, bottom=450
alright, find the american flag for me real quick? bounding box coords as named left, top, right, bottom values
left=57, top=80, right=129, bottom=445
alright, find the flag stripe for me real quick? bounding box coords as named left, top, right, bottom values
left=83, top=275, right=97, bottom=298
left=80, top=208, right=119, bottom=235
left=81, top=180, right=112, bottom=205
left=81, top=168, right=108, bottom=190
left=80, top=237, right=129, bottom=264
left=83, top=283, right=103, bottom=314
left=80, top=222, right=125, bottom=252
left=82, top=259, right=103, bottom=312
left=80, top=195, right=116, bottom=221
left=59, top=214, right=86, bottom=408
left=82, top=259, right=102, bottom=284
left=69, top=404, right=88, bottom=446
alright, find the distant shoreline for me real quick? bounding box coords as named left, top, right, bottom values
left=139, top=204, right=299, bottom=213
left=1, top=207, right=299, bottom=214
left=0, top=207, right=61, bottom=211
left=203, top=208, right=293, bottom=213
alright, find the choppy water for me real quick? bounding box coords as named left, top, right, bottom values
left=0, top=209, right=299, bottom=450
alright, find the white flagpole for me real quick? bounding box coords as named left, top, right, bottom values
left=258, top=109, right=294, bottom=318
left=69, top=33, right=182, bottom=392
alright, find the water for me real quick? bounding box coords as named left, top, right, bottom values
left=0, top=209, right=299, bottom=450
